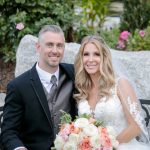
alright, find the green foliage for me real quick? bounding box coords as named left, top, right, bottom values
left=74, top=0, right=111, bottom=43
left=126, top=27, right=150, bottom=51
left=94, top=120, right=104, bottom=127
left=79, top=0, right=110, bottom=29
left=74, top=26, right=95, bottom=43
left=76, top=113, right=92, bottom=119
left=101, top=26, right=150, bottom=51
left=60, top=111, right=104, bottom=127
left=2, top=0, right=149, bottom=63
left=120, top=0, right=150, bottom=33
left=75, top=113, right=104, bottom=127
left=60, top=110, right=72, bottom=125
left=0, top=0, right=112, bottom=62
left=100, top=27, right=120, bottom=48
left=0, top=0, right=76, bottom=62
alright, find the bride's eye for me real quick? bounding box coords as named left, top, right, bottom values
left=95, top=52, right=100, bottom=56
left=83, top=52, right=89, bottom=56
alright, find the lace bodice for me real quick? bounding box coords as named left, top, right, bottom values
left=78, top=86, right=128, bottom=135
left=78, top=77, right=150, bottom=148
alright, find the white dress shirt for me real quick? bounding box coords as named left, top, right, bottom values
left=36, top=63, right=59, bottom=92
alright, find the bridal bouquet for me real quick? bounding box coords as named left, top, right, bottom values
left=52, top=111, right=119, bottom=150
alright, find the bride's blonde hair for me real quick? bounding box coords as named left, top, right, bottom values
left=74, top=35, right=115, bottom=102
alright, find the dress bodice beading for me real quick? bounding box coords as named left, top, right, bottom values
left=78, top=86, right=128, bottom=135
left=78, top=80, right=150, bottom=149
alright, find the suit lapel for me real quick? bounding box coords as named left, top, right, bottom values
left=59, top=63, right=74, bottom=79
left=29, top=64, right=53, bottom=129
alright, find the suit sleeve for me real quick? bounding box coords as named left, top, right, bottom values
left=1, top=82, right=25, bottom=150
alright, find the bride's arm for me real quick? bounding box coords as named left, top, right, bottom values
left=116, top=78, right=141, bottom=144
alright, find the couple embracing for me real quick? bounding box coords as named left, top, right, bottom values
left=1, top=25, right=149, bottom=150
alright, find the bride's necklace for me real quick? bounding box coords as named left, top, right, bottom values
left=88, top=85, right=100, bottom=118
left=90, top=108, right=95, bottom=118
left=88, top=95, right=99, bottom=118
left=88, top=92, right=100, bottom=108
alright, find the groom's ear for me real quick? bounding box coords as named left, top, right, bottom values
left=36, top=42, right=41, bottom=53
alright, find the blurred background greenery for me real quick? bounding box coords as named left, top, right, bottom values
left=0, top=0, right=150, bottom=62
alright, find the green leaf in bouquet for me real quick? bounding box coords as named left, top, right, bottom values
left=76, top=113, right=92, bottom=119
left=94, top=120, right=104, bottom=127
left=51, top=147, right=56, bottom=150
left=60, top=110, right=72, bottom=124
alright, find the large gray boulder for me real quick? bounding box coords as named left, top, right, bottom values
left=15, top=35, right=39, bottom=76
left=15, top=34, right=150, bottom=100
left=111, top=50, right=150, bottom=100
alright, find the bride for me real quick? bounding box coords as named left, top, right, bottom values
left=74, top=35, right=150, bottom=150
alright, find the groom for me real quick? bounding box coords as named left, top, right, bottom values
left=1, top=25, right=76, bottom=150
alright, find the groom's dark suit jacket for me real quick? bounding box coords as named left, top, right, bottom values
left=1, top=63, right=76, bottom=150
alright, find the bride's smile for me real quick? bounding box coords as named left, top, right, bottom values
left=83, top=43, right=100, bottom=76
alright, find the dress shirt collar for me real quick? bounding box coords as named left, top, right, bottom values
left=36, top=63, right=59, bottom=85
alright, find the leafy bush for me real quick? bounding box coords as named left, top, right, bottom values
left=118, top=27, right=150, bottom=51
left=101, top=26, right=150, bottom=51
left=0, top=0, right=111, bottom=62
left=120, top=0, right=150, bottom=33
left=100, top=27, right=120, bottom=49
left=0, top=0, right=77, bottom=62
left=78, top=0, right=110, bottom=28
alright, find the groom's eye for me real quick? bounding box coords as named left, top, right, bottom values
left=47, top=43, right=54, bottom=48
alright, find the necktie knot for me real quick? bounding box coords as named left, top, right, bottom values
left=50, top=75, right=57, bottom=86
left=49, top=75, right=57, bottom=95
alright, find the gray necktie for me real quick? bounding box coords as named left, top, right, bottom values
left=49, top=75, right=57, bottom=99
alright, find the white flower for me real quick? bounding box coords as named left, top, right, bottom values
left=109, top=135, right=119, bottom=148
left=74, top=118, right=89, bottom=128
left=78, top=131, right=86, bottom=141
left=113, top=140, right=119, bottom=149
left=63, top=141, right=77, bottom=150
left=106, top=126, right=117, bottom=137
left=83, top=124, right=98, bottom=136
left=90, top=134, right=101, bottom=148
left=54, top=135, right=65, bottom=150
left=68, top=133, right=79, bottom=144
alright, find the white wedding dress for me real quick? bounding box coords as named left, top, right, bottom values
left=78, top=85, right=150, bottom=150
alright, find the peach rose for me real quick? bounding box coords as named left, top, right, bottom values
left=79, top=137, right=91, bottom=150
